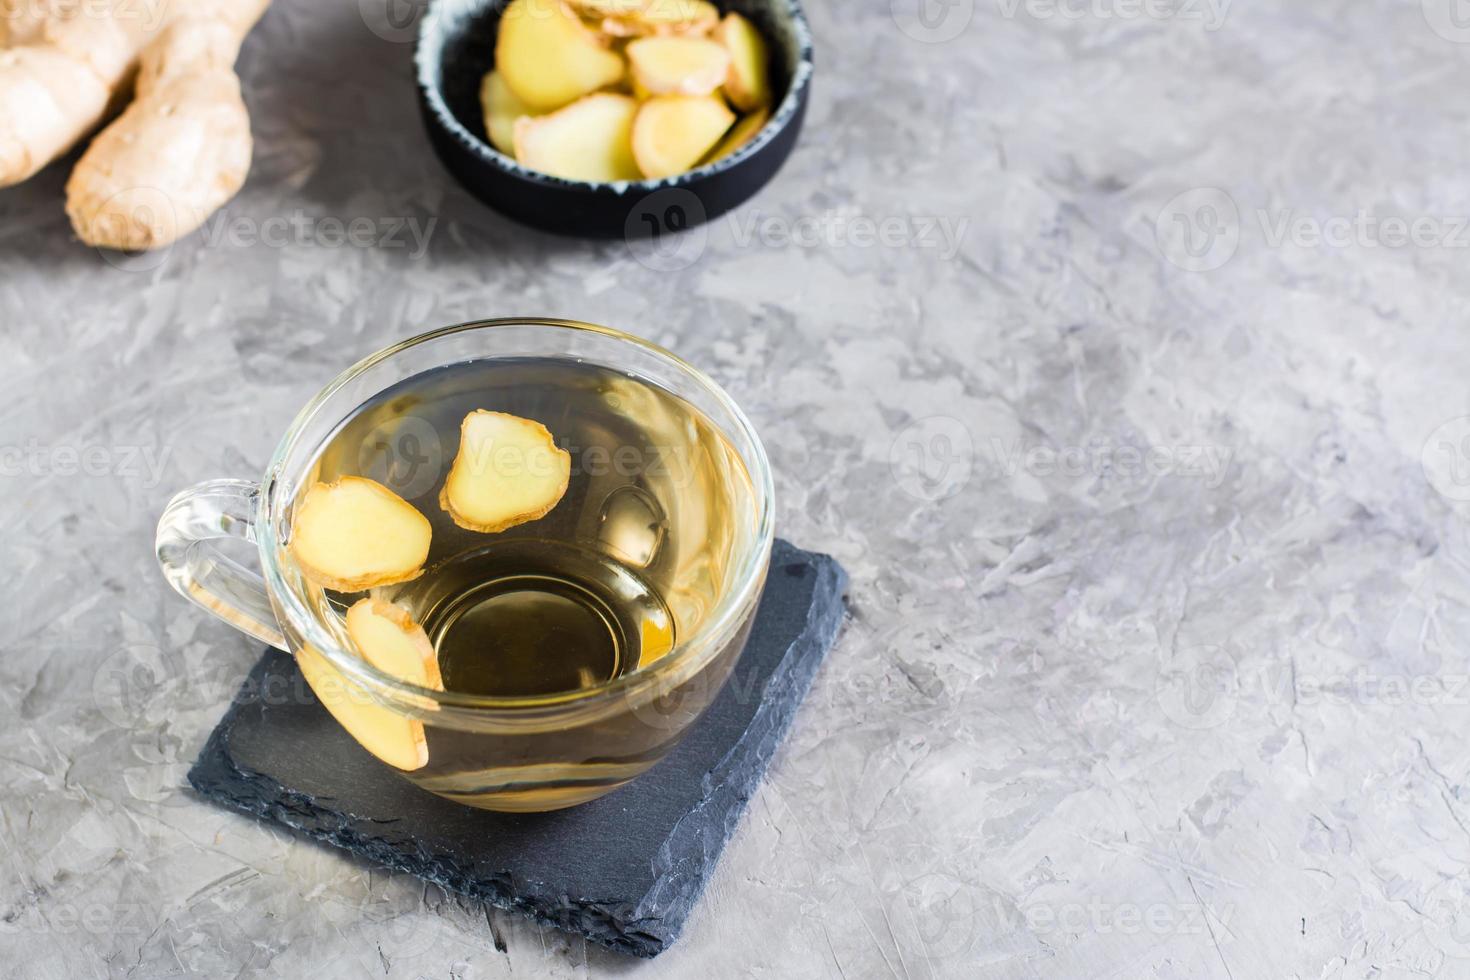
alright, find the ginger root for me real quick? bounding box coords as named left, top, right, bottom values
left=0, top=0, right=61, bottom=48
left=0, top=0, right=270, bottom=251
left=0, top=2, right=146, bottom=186
left=67, top=5, right=268, bottom=250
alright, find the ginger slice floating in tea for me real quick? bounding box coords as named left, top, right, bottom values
left=627, top=36, right=730, bottom=98
left=289, top=476, right=432, bottom=592
left=346, top=598, right=445, bottom=691
left=440, top=410, right=571, bottom=533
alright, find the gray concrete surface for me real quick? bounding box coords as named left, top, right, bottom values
left=5, top=0, right=1470, bottom=977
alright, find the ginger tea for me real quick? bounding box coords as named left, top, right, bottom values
left=287, top=356, right=761, bottom=809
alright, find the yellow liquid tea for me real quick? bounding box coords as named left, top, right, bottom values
left=292, top=356, right=761, bottom=808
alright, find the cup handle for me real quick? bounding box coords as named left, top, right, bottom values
left=155, top=478, right=288, bottom=650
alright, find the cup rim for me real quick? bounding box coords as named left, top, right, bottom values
left=255, top=317, right=775, bottom=716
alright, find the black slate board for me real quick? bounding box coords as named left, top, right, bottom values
left=188, top=539, right=847, bottom=958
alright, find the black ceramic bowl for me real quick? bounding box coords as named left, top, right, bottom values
left=415, top=0, right=813, bottom=239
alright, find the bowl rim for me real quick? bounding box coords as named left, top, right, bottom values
left=414, top=0, right=815, bottom=195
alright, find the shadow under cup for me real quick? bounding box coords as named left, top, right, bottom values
left=158, top=319, right=774, bottom=812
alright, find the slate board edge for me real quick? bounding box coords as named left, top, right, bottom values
left=186, top=546, right=849, bottom=959
left=632, top=550, right=848, bottom=935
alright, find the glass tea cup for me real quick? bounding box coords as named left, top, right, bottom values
left=156, top=319, right=774, bottom=811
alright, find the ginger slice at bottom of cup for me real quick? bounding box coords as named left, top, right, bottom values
left=312, top=598, right=445, bottom=772
left=439, top=410, right=571, bottom=533
left=346, top=598, right=444, bottom=692
left=295, top=639, right=431, bottom=772
left=288, top=476, right=432, bottom=592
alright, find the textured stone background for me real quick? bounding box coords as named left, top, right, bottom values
left=5, top=0, right=1470, bottom=977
